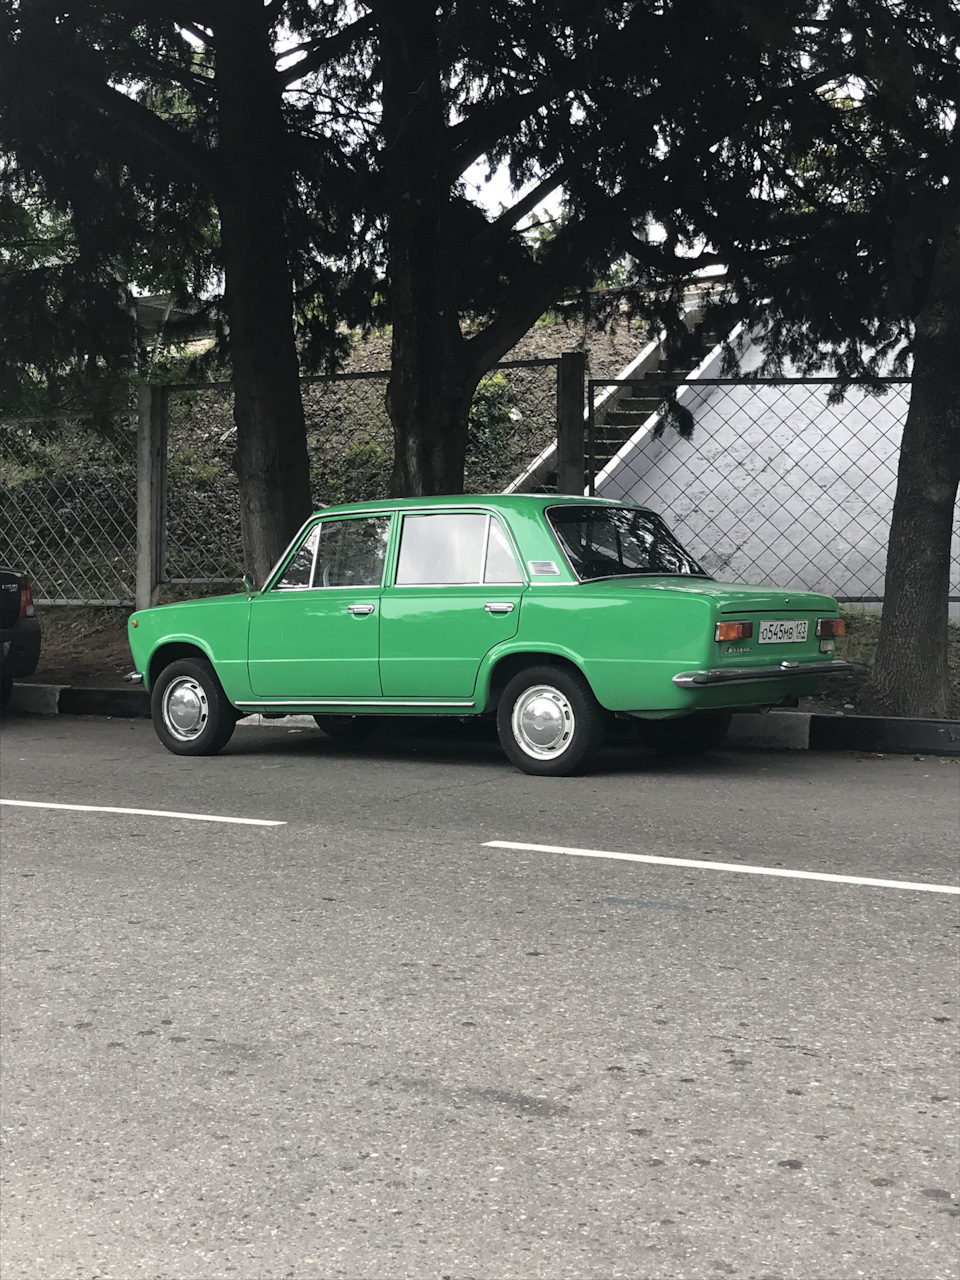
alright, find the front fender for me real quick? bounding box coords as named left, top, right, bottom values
left=129, top=594, right=253, bottom=702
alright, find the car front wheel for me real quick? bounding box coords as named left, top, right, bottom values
left=151, top=658, right=238, bottom=756
left=497, top=665, right=605, bottom=776
left=634, top=710, right=732, bottom=756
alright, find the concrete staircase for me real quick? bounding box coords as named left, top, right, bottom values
left=589, top=326, right=719, bottom=483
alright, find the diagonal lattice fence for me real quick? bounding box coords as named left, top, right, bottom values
left=164, top=360, right=561, bottom=587
left=0, top=415, right=138, bottom=604
left=1, top=360, right=562, bottom=602
left=587, top=377, right=959, bottom=602
left=5, top=369, right=952, bottom=607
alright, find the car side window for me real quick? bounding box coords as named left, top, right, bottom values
left=312, top=516, right=391, bottom=588
left=484, top=518, right=523, bottom=584
left=395, top=513, right=488, bottom=585
left=275, top=525, right=319, bottom=589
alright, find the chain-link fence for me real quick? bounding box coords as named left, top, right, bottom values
left=588, top=377, right=960, bottom=602
left=1, top=359, right=563, bottom=603
left=0, top=414, right=138, bottom=604
left=164, top=359, right=561, bottom=589
left=7, top=366, right=953, bottom=608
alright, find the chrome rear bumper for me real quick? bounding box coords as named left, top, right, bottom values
left=673, top=659, right=866, bottom=688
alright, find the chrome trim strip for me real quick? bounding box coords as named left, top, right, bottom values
left=480, top=513, right=491, bottom=583
left=236, top=698, right=476, bottom=709
left=309, top=521, right=323, bottom=586
left=672, top=660, right=866, bottom=688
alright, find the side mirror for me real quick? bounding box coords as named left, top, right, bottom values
left=243, top=572, right=256, bottom=594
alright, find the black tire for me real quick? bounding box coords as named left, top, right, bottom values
left=496, top=664, right=606, bottom=776
left=634, top=710, right=732, bottom=757
left=313, top=714, right=382, bottom=740
left=0, top=669, right=13, bottom=712
left=151, top=657, right=238, bottom=756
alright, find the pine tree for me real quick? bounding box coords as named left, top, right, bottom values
left=1, top=1, right=371, bottom=580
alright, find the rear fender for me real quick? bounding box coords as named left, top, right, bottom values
left=476, top=642, right=591, bottom=712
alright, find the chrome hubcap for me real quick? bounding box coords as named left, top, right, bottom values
left=512, top=684, right=575, bottom=759
left=162, top=676, right=209, bottom=741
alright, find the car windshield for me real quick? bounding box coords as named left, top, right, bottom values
left=548, top=504, right=708, bottom=581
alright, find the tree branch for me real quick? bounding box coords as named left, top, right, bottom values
left=67, top=75, right=226, bottom=196
left=469, top=167, right=567, bottom=253
left=277, top=14, right=375, bottom=87
left=463, top=207, right=620, bottom=374
left=447, top=84, right=562, bottom=179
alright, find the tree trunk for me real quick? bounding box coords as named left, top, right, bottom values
left=374, top=0, right=475, bottom=495
left=215, top=4, right=312, bottom=582
left=386, top=346, right=477, bottom=495
left=861, top=206, right=960, bottom=718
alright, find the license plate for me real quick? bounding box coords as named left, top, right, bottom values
left=758, top=619, right=809, bottom=644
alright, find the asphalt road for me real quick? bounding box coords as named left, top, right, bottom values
left=1, top=713, right=958, bottom=1280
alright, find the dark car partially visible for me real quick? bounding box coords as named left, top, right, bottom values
left=0, top=565, right=41, bottom=709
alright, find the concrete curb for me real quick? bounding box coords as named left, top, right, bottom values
left=726, top=710, right=960, bottom=757
left=8, top=684, right=960, bottom=757
left=10, top=683, right=151, bottom=719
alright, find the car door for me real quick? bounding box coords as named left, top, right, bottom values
left=247, top=515, right=391, bottom=698
left=379, top=510, right=525, bottom=698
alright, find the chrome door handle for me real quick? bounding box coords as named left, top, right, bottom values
left=348, top=603, right=376, bottom=615
left=484, top=602, right=515, bottom=614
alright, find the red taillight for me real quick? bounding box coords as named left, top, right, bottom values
left=816, top=618, right=845, bottom=638
left=715, top=621, right=753, bottom=642
left=18, top=575, right=35, bottom=619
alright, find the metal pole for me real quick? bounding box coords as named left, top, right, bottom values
left=136, top=384, right=168, bottom=610
left=557, top=351, right=586, bottom=495
left=587, top=382, right=596, bottom=496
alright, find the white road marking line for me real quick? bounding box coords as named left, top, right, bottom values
left=0, top=799, right=285, bottom=827
left=484, top=840, right=960, bottom=896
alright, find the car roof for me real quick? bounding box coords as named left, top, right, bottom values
left=309, top=493, right=648, bottom=517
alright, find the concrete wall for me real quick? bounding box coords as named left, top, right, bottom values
left=596, top=339, right=960, bottom=601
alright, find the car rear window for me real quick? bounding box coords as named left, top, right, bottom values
left=548, top=505, right=707, bottom=581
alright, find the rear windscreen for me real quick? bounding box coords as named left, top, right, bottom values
left=548, top=505, right=707, bottom=581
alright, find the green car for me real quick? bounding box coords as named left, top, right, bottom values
left=127, top=494, right=860, bottom=775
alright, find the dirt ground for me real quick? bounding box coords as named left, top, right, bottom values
left=27, top=602, right=958, bottom=718
left=27, top=607, right=136, bottom=689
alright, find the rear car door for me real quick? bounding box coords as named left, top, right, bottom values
left=247, top=515, right=391, bottom=698
left=379, top=510, right=525, bottom=698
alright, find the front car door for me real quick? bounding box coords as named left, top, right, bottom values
left=247, top=514, right=391, bottom=698
left=379, top=510, right=525, bottom=698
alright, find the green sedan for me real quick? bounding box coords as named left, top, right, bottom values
left=127, top=494, right=861, bottom=775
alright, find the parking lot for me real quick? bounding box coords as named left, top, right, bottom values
left=2, top=713, right=958, bottom=1279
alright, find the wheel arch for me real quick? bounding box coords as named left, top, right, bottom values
left=147, top=639, right=215, bottom=691
left=479, top=648, right=594, bottom=713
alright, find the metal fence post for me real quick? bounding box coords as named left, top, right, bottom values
left=136, top=383, right=168, bottom=610
left=557, top=351, right=586, bottom=495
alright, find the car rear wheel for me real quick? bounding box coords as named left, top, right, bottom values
left=151, top=658, right=238, bottom=756
left=497, top=665, right=605, bottom=776
left=313, top=714, right=381, bottom=740
left=634, top=710, right=732, bottom=756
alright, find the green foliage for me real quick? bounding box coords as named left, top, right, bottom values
left=314, top=436, right=391, bottom=506
left=464, top=373, right=521, bottom=492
